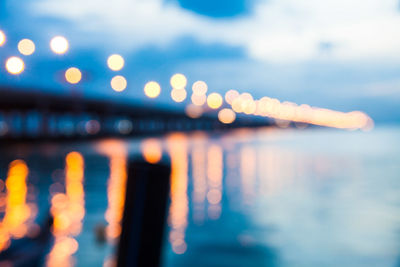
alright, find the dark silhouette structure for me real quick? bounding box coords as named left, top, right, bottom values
left=117, top=157, right=171, bottom=267
left=0, top=87, right=271, bottom=141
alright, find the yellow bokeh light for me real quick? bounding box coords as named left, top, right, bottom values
left=111, top=75, right=127, bottom=92
left=242, top=93, right=376, bottom=130
left=5, top=57, right=24, bottom=75
left=65, top=67, right=82, bottom=84
left=231, top=97, right=243, bottom=113
left=242, top=99, right=256, bottom=115
left=50, top=36, right=69, bottom=54
left=192, top=81, right=207, bottom=95
left=218, top=108, right=236, bottom=124
left=253, top=100, right=261, bottom=116
left=225, top=90, right=239, bottom=105
left=257, top=97, right=271, bottom=116
left=185, top=104, right=203, bottom=118
left=170, top=73, right=187, bottom=89
left=191, top=93, right=206, bottom=106
left=171, top=89, right=187, bottom=102
left=0, top=30, right=6, bottom=46
left=107, top=54, right=124, bottom=71
left=207, top=93, right=223, bottom=109
left=144, top=81, right=161, bottom=98
left=18, top=39, right=35, bottom=56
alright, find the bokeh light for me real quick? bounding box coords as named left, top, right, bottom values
left=185, top=104, right=203, bottom=118
left=231, top=97, right=243, bottom=113
left=207, top=189, right=222, bottom=204
left=0, top=30, right=5, bottom=46
left=231, top=93, right=255, bottom=114
left=116, top=120, right=133, bottom=134
left=206, top=145, right=223, bottom=220
left=170, top=73, right=187, bottom=89
left=240, top=93, right=253, bottom=101
left=218, top=108, right=236, bottom=124
left=238, top=95, right=375, bottom=130
left=107, top=54, right=124, bottom=71
left=242, top=99, right=256, bottom=115
left=17, top=39, right=35, bottom=56
left=65, top=67, right=82, bottom=84
left=171, top=89, right=187, bottom=102
left=275, top=119, right=290, bottom=128
left=85, top=120, right=100, bottom=134
left=172, top=239, right=187, bottom=255
left=191, top=94, right=206, bottom=106
left=166, top=134, right=189, bottom=255
left=144, top=81, right=161, bottom=98
left=253, top=100, right=261, bottom=116
left=111, top=75, right=127, bottom=92
left=141, top=138, right=163, bottom=164
left=95, top=140, right=127, bottom=243
left=225, top=90, right=239, bottom=105
left=207, top=93, right=223, bottom=109
left=192, top=81, right=208, bottom=95
left=50, top=36, right=69, bottom=54
left=5, top=56, right=24, bottom=75
left=0, top=159, right=33, bottom=251
left=47, top=152, right=85, bottom=266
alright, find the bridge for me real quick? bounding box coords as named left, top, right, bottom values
left=0, top=87, right=271, bottom=141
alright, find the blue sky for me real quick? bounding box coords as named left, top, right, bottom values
left=1, top=0, right=400, bottom=123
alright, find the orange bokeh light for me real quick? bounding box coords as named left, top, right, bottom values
left=141, top=138, right=163, bottom=164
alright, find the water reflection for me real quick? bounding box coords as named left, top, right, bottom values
left=167, top=133, right=189, bottom=255
left=95, top=140, right=128, bottom=266
left=46, top=152, right=85, bottom=267
left=207, top=144, right=223, bottom=220
left=240, top=146, right=256, bottom=205
left=191, top=133, right=207, bottom=224
left=0, top=160, right=36, bottom=251
left=141, top=138, right=162, bottom=164
left=0, top=127, right=397, bottom=266
left=97, top=140, right=127, bottom=241
left=260, top=148, right=280, bottom=196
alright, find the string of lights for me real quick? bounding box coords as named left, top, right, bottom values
left=0, top=29, right=373, bottom=130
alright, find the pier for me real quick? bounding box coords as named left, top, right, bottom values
left=0, top=87, right=271, bottom=141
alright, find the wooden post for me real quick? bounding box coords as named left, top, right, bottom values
left=117, top=158, right=171, bottom=267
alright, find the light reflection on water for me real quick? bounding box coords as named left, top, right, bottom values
left=191, top=133, right=207, bottom=224
left=0, top=160, right=36, bottom=251
left=95, top=140, right=127, bottom=266
left=167, top=133, right=189, bottom=255
left=0, top=127, right=399, bottom=266
left=240, top=145, right=256, bottom=205
left=96, top=140, right=127, bottom=242
left=206, top=144, right=223, bottom=220
left=47, top=152, right=84, bottom=267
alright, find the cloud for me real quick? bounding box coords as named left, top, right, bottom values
left=128, top=36, right=244, bottom=65
left=362, top=79, right=400, bottom=97
left=31, top=0, right=400, bottom=63
left=2, top=0, right=398, bottom=122
left=169, top=0, right=253, bottom=18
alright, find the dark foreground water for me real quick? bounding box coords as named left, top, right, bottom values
left=0, top=126, right=399, bottom=267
